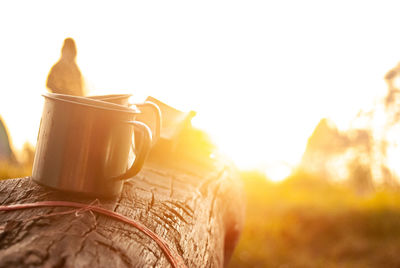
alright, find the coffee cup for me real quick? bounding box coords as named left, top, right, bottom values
left=32, top=93, right=153, bottom=197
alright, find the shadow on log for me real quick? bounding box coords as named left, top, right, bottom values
left=0, top=159, right=244, bottom=267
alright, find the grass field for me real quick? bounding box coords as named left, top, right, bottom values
left=228, top=170, right=400, bottom=268
left=0, top=161, right=32, bottom=180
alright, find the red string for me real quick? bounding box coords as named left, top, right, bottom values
left=0, top=201, right=187, bottom=268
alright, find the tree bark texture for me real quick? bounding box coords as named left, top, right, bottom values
left=0, top=159, right=244, bottom=268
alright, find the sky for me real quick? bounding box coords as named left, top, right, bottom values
left=1, top=1, right=400, bottom=181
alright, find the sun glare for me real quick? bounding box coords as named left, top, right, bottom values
left=1, top=2, right=400, bottom=183
left=263, top=163, right=293, bottom=183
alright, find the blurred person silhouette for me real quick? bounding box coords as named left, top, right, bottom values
left=46, top=38, right=85, bottom=96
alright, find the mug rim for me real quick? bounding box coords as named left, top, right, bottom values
left=43, top=93, right=140, bottom=114
left=87, top=94, right=132, bottom=101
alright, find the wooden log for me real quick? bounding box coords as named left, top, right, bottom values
left=0, top=159, right=244, bottom=267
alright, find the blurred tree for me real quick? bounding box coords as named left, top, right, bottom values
left=347, top=157, right=374, bottom=195
left=0, top=116, right=15, bottom=162
left=20, top=142, right=35, bottom=167
left=384, top=62, right=400, bottom=123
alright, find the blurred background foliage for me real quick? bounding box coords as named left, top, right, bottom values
left=229, top=170, right=400, bottom=268
left=0, top=142, right=34, bottom=180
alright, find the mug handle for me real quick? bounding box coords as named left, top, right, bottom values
left=115, top=121, right=152, bottom=181
left=135, top=101, right=161, bottom=143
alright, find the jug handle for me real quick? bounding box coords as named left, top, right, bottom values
left=135, top=101, right=161, bottom=143
left=115, top=121, right=152, bottom=181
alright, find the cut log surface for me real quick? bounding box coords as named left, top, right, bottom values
left=0, top=159, right=244, bottom=268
